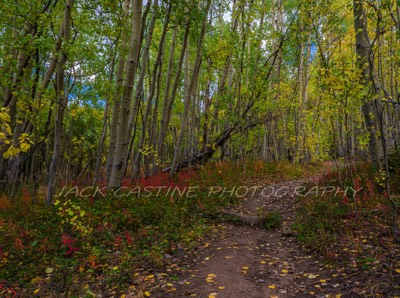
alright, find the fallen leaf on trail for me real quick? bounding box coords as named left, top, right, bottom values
left=208, top=274, right=216, bottom=277
left=45, top=267, right=54, bottom=274
left=268, top=285, right=276, bottom=289
left=185, top=281, right=190, bottom=284
left=335, top=295, right=342, bottom=298
left=308, top=292, right=315, bottom=295
left=308, top=274, right=317, bottom=279
left=147, top=274, right=154, bottom=279
left=112, top=266, right=118, bottom=271
left=395, top=268, right=400, bottom=273
left=144, top=291, right=151, bottom=297
left=218, top=286, right=225, bottom=290
left=242, top=266, right=249, bottom=270
left=319, top=279, right=326, bottom=283
left=261, top=261, right=267, bottom=264
left=205, top=257, right=210, bottom=261
left=33, top=289, right=40, bottom=294
left=282, top=269, right=288, bottom=273
left=209, top=292, right=217, bottom=298
left=167, top=283, right=173, bottom=287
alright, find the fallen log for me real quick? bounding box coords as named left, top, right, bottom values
left=217, top=209, right=283, bottom=231
left=219, top=209, right=264, bottom=225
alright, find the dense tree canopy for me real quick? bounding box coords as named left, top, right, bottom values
left=0, top=0, right=399, bottom=202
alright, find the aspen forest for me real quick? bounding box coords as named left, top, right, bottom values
left=1, top=0, right=400, bottom=297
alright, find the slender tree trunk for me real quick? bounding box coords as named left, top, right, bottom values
left=170, top=0, right=212, bottom=177
left=131, top=1, right=159, bottom=179
left=93, top=56, right=115, bottom=186
left=158, top=22, right=190, bottom=162
left=105, top=0, right=130, bottom=183
left=353, top=0, right=385, bottom=169
left=47, top=0, right=74, bottom=205
left=108, top=0, right=143, bottom=188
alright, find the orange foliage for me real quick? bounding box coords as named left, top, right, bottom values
left=0, top=194, right=11, bottom=210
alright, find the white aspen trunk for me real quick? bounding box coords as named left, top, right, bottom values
left=47, top=0, right=73, bottom=205
left=108, top=0, right=143, bottom=188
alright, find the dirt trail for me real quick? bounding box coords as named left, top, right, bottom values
left=166, top=177, right=361, bottom=298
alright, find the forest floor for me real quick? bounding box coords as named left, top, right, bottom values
left=155, top=171, right=398, bottom=298
left=1, top=162, right=399, bottom=297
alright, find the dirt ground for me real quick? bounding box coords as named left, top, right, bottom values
left=163, top=178, right=369, bottom=298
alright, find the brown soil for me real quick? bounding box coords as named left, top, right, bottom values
left=162, top=177, right=367, bottom=298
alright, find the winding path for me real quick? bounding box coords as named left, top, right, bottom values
left=166, top=178, right=362, bottom=298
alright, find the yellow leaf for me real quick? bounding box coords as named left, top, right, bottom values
left=3, top=150, right=11, bottom=159
left=84, top=284, right=89, bottom=289
left=282, top=269, right=288, bottom=273
left=20, top=142, right=30, bottom=152
left=218, top=286, right=225, bottom=290
left=395, top=268, right=400, bottom=273
left=45, top=267, right=54, bottom=274
left=320, top=279, right=326, bottom=283
left=33, top=289, right=40, bottom=294
left=5, top=125, right=12, bottom=135
left=112, top=266, right=118, bottom=271
left=308, top=274, right=317, bottom=279
left=335, top=295, right=342, bottom=298
left=242, top=266, right=249, bottom=270
left=147, top=274, right=154, bottom=279
left=268, top=285, right=276, bottom=289
left=31, top=277, right=41, bottom=284
left=144, top=291, right=151, bottom=297
left=261, top=261, right=267, bottom=264
left=167, top=283, right=173, bottom=287
left=120, top=295, right=126, bottom=298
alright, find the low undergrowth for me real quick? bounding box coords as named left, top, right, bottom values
left=294, top=161, right=400, bottom=295
left=0, top=159, right=304, bottom=297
